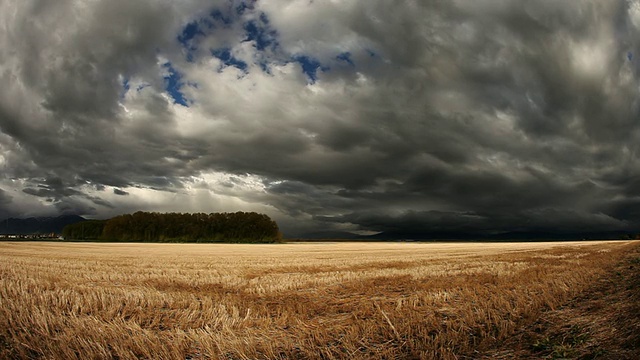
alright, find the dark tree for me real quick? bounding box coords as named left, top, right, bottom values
left=68, top=211, right=281, bottom=243
left=62, top=220, right=107, bottom=240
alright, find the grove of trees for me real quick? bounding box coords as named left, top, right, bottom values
left=61, top=220, right=106, bottom=240
left=62, top=211, right=281, bottom=243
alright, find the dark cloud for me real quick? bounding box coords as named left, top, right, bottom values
left=53, top=197, right=98, bottom=216
left=0, top=0, right=639, bottom=236
left=0, top=189, right=12, bottom=217
left=22, top=178, right=83, bottom=199
left=0, top=189, right=11, bottom=205
left=113, top=189, right=129, bottom=196
left=325, top=208, right=626, bottom=238
left=0, top=189, right=12, bottom=219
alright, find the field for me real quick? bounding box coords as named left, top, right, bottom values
left=1, top=241, right=639, bottom=359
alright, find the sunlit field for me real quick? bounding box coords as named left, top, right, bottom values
left=1, top=241, right=637, bottom=359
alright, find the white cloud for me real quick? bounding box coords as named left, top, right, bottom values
left=629, top=0, right=640, bottom=29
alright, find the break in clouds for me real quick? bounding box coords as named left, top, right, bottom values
left=1, top=0, right=640, bottom=236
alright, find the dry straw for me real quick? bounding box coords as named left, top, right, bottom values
left=0, top=240, right=635, bottom=359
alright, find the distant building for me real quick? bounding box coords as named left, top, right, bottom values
left=0, top=233, right=60, bottom=240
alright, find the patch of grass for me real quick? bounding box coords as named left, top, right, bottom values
left=531, top=325, right=590, bottom=359
left=532, top=336, right=554, bottom=352
left=550, top=344, right=578, bottom=359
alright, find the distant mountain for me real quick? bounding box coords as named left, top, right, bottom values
left=293, top=230, right=361, bottom=240
left=0, top=215, right=86, bottom=235
left=364, top=231, right=481, bottom=241
left=363, top=230, right=635, bottom=241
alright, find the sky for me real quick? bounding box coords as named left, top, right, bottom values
left=1, top=0, right=640, bottom=237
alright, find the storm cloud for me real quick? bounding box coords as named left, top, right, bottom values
left=1, top=0, right=640, bottom=236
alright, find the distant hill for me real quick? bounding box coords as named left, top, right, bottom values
left=294, top=230, right=361, bottom=240
left=0, top=215, right=86, bottom=235
left=291, top=229, right=637, bottom=241
left=363, top=230, right=636, bottom=241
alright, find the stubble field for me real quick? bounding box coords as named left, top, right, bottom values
left=1, top=240, right=638, bottom=359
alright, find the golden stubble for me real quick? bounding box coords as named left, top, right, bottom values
left=0, top=240, right=636, bottom=359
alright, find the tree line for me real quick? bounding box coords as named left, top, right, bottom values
left=62, top=211, right=281, bottom=243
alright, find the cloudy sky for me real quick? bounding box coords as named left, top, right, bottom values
left=1, top=0, right=640, bottom=237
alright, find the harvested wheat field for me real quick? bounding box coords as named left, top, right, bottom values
left=1, top=240, right=639, bottom=359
